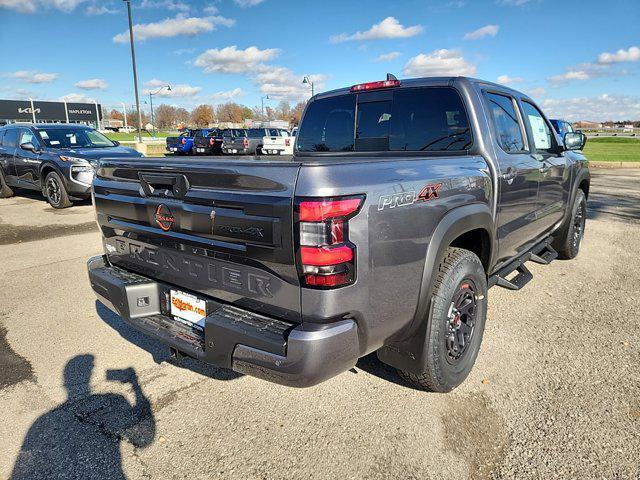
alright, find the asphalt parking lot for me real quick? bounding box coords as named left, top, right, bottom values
left=0, top=169, right=639, bottom=480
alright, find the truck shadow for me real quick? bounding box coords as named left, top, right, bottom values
left=11, top=354, right=155, bottom=480
left=354, top=353, right=423, bottom=391
left=95, top=301, right=242, bottom=382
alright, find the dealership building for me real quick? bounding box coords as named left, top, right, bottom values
left=0, top=99, right=103, bottom=127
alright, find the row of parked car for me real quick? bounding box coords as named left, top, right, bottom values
left=165, top=127, right=297, bottom=157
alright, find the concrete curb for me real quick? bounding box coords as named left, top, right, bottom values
left=590, top=161, right=640, bottom=169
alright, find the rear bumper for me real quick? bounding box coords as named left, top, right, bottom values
left=87, top=255, right=359, bottom=387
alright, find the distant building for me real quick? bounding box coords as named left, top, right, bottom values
left=0, top=99, right=102, bottom=127
left=573, top=121, right=602, bottom=129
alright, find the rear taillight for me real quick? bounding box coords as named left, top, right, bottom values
left=285, top=139, right=291, bottom=147
left=181, top=138, right=186, bottom=145
left=296, top=195, right=364, bottom=288
left=243, top=137, right=249, bottom=148
left=209, top=138, right=215, bottom=145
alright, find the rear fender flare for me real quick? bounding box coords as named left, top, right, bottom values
left=377, top=203, right=495, bottom=374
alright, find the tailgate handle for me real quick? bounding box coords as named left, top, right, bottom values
left=139, top=173, right=190, bottom=198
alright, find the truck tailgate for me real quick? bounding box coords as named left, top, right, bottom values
left=93, top=157, right=302, bottom=322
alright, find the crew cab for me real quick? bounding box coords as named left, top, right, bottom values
left=166, top=129, right=210, bottom=155
left=222, top=128, right=287, bottom=155
left=87, top=76, right=589, bottom=392
left=193, top=128, right=246, bottom=155
left=262, top=128, right=295, bottom=155
left=0, top=123, right=143, bottom=208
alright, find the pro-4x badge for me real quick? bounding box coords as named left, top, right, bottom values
left=154, top=204, right=174, bottom=231
left=378, top=182, right=443, bottom=210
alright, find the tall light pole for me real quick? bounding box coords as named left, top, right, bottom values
left=261, top=94, right=270, bottom=120
left=123, top=0, right=143, bottom=143
left=121, top=102, right=128, bottom=127
left=149, top=85, right=171, bottom=136
left=302, top=76, right=314, bottom=97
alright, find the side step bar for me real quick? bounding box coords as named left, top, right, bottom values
left=489, top=237, right=558, bottom=291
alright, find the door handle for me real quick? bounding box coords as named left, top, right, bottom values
left=501, top=167, right=517, bottom=184
left=531, top=153, right=544, bottom=162
left=138, top=173, right=190, bottom=198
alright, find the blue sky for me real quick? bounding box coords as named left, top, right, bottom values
left=1, top=0, right=639, bottom=121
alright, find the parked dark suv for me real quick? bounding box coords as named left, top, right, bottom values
left=0, top=123, right=143, bottom=208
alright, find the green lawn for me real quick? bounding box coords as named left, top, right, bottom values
left=104, top=131, right=178, bottom=142
left=583, top=136, right=640, bottom=162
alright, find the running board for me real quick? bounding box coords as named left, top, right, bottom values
left=489, top=237, right=557, bottom=291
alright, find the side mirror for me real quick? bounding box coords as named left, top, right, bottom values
left=20, top=142, right=38, bottom=153
left=112, top=140, right=120, bottom=146
left=563, top=132, right=586, bottom=151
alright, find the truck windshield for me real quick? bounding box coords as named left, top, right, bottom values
left=297, top=87, right=471, bottom=153
left=37, top=128, right=116, bottom=149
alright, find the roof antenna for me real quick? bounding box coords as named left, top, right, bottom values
left=386, top=73, right=398, bottom=81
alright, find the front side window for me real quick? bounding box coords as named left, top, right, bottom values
left=248, top=129, right=265, bottom=138
left=564, top=122, right=573, bottom=133
left=19, top=129, right=38, bottom=147
left=521, top=101, right=554, bottom=152
left=37, top=128, right=115, bottom=149
left=297, top=87, right=471, bottom=153
left=486, top=92, right=526, bottom=153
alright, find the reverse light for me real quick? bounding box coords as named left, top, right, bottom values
left=296, top=195, right=364, bottom=289
left=350, top=79, right=400, bottom=92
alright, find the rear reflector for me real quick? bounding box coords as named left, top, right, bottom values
left=301, top=245, right=353, bottom=266
left=350, top=79, right=400, bottom=92
left=305, top=272, right=350, bottom=287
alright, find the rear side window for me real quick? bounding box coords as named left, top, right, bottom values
left=3, top=128, right=18, bottom=148
left=485, top=92, right=525, bottom=153
left=297, top=87, right=471, bottom=153
left=248, top=129, right=264, bottom=138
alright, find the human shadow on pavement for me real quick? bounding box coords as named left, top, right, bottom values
left=96, top=301, right=242, bottom=381
left=11, top=354, right=155, bottom=480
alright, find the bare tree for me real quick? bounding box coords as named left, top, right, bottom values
left=154, top=104, right=177, bottom=130
left=290, top=101, right=307, bottom=126
left=109, top=109, right=124, bottom=121
left=216, top=102, right=245, bottom=124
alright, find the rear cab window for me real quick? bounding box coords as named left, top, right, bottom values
left=296, top=87, right=472, bottom=153
left=248, top=129, right=265, bottom=138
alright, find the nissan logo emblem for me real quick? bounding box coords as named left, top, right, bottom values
left=154, top=204, right=174, bottom=231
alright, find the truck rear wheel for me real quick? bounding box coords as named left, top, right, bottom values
left=553, top=189, right=586, bottom=260
left=0, top=167, right=14, bottom=198
left=398, top=247, right=488, bottom=393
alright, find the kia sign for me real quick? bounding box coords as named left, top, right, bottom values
left=0, top=99, right=102, bottom=123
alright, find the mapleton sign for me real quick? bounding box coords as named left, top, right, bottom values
left=0, top=99, right=103, bottom=123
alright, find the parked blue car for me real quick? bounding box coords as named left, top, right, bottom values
left=166, top=129, right=212, bottom=155
left=550, top=119, right=574, bottom=137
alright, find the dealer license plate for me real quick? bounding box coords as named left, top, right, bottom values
left=170, top=289, right=207, bottom=327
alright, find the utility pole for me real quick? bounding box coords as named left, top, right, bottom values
left=303, top=76, right=314, bottom=97
left=261, top=94, right=269, bottom=120
left=149, top=85, right=170, bottom=136
left=124, top=0, right=143, bottom=142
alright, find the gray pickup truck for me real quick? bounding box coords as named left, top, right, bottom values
left=87, top=75, right=589, bottom=392
left=222, top=128, right=287, bottom=155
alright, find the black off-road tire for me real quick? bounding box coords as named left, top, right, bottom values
left=398, top=247, right=488, bottom=393
left=552, top=190, right=586, bottom=260
left=0, top=167, right=14, bottom=198
left=44, top=171, right=72, bottom=209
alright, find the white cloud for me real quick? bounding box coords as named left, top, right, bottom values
left=86, top=3, right=116, bottom=14
left=464, top=24, right=499, bottom=40
left=540, top=94, right=640, bottom=122
left=497, top=0, right=535, bottom=5
left=143, top=79, right=200, bottom=97
left=255, top=66, right=327, bottom=102
left=0, top=0, right=87, bottom=13
left=75, top=78, right=108, bottom=90
left=210, top=88, right=244, bottom=100
left=233, top=0, right=264, bottom=7
left=194, top=45, right=280, bottom=74
left=203, top=5, right=218, bottom=14
left=59, top=92, right=96, bottom=103
left=374, top=51, right=400, bottom=62
left=6, top=70, right=59, bottom=83
left=113, top=15, right=234, bottom=43
left=597, top=46, right=640, bottom=64
left=330, top=17, right=423, bottom=43
left=526, top=87, right=546, bottom=98
left=496, top=74, right=523, bottom=85
left=548, top=70, right=590, bottom=83
left=403, top=49, right=476, bottom=77
left=140, top=0, right=188, bottom=12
